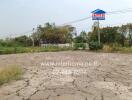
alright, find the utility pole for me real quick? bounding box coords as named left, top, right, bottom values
left=97, top=20, right=100, bottom=45
left=31, top=28, right=35, bottom=47
left=92, top=9, right=106, bottom=46
left=92, top=21, right=101, bottom=45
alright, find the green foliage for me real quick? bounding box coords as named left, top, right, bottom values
left=118, top=25, right=127, bottom=47
left=74, top=36, right=85, bottom=43
left=0, top=39, right=16, bottom=47
left=1, top=22, right=132, bottom=53
left=0, top=47, right=72, bottom=55
left=89, top=41, right=103, bottom=50
left=73, top=31, right=88, bottom=50
left=74, top=31, right=88, bottom=43
left=74, top=43, right=86, bottom=50
left=88, top=22, right=132, bottom=48
left=34, top=23, right=75, bottom=45
left=101, top=27, right=121, bottom=44
left=88, top=26, right=121, bottom=45
left=14, top=35, right=32, bottom=47
left=0, top=35, right=32, bottom=47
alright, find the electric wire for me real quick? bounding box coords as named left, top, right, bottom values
left=2, top=8, right=132, bottom=38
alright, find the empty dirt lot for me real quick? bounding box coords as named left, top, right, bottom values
left=0, top=51, right=132, bottom=100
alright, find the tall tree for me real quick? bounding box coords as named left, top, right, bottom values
left=88, top=26, right=121, bottom=44
left=127, top=23, right=132, bottom=46
left=34, top=23, right=75, bottom=45
left=118, top=25, right=127, bottom=46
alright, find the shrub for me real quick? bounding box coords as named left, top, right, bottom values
left=89, top=41, right=103, bottom=50
left=74, top=43, right=86, bottom=50
left=0, top=65, right=23, bottom=86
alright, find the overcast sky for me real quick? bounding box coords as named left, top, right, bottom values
left=0, top=0, right=132, bottom=38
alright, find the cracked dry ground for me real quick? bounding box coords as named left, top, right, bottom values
left=0, top=52, right=132, bottom=100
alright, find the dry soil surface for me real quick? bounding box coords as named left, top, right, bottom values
left=0, top=51, right=132, bottom=100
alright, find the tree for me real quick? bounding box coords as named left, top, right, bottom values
left=74, top=31, right=88, bottom=43
left=88, top=26, right=121, bottom=44
left=100, top=27, right=121, bottom=44
left=34, top=23, right=76, bottom=45
left=118, top=25, right=127, bottom=46
left=127, top=23, right=132, bottom=46
left=88, top=21, right=99, bottom=42
left=80, top=31, right=88, bottom=42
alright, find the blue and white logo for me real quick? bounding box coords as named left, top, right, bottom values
left=92, top=9, right=106, bottom=20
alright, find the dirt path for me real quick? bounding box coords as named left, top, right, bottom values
left=0, top=51, right=132, bottom=100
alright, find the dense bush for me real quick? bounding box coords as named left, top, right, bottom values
left=0, top=40, right=16, bottom=47
left=89, top=41, right=103, bottom=50
left=74, top=43, right=86, bottom=50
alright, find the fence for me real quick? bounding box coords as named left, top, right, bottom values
left=41, top=43, right=72, bottom=48
left=41, top=43, right=89, bottom=49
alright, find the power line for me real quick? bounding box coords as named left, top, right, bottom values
left=12, top=30, right=33, bottom=37
left=107, top=8, right=132, bottom=14
left=61, top=16, right=91, bottom=26
left=2, top=8, right=132, bottom=38
left=62, top=8, right=132, bottom=25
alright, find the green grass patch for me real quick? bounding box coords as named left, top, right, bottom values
left=0, top=46, right=72, bottom=55
left=0, top=65, right=23, bottom=86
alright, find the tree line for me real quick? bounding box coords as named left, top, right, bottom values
left=0, top=22, right=132, bottom=49
left=0, top=23, right=76, bottom=47
left=88, top=23, right=132, bottom=47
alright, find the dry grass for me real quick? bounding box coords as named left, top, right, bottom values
left=102, top=45, right=113, bottom=52
left=0, top=65, right=23, bottom=86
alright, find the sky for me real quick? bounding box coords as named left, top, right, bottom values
left=0, top=0, right=132, bottom=38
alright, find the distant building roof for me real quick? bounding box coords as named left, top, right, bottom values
left=92, top=9, right=106, bottom=14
